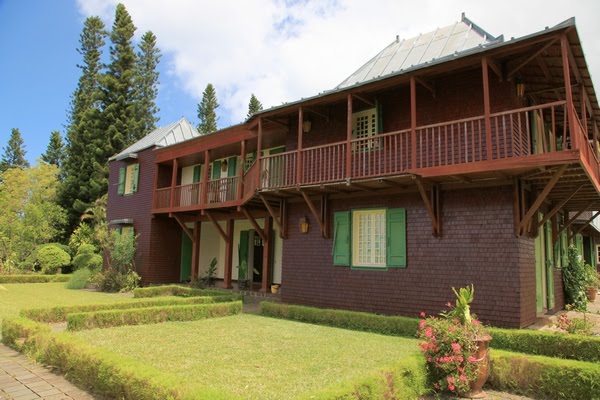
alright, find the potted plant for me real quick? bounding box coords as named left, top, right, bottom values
left=585, top=267, right=598, bottom=302
left=417, top=285, right=492, bottom=398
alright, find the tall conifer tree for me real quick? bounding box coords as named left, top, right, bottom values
left=197, top=83, right=219, bottom=135
left=0, top=128, right=29, bottom=172
left=247, top=94, right=263, bottom=118
left=41, top=131, right=65, bottom=168
left=133, top=31, right=161, bottom=138
left=61, top=16, right=107, bottom=231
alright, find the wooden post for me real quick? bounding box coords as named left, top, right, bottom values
left=169, top=158, right=178, bottom=208
left=152, top=162, right=160, bottom=209
left=257, top=118, right=263, bottom=189
left=581, top=84, right=587, bottom=135
left=260, top=216, right=273, bottom=293
left=346, top=94, right=352, bottom=179
left=561, top=34, right=577, bottom=149
left=238, top=140, right=246, bottom=200
left=482, top=57, right=493, bottom=161
left=191, top=221, right=201, bottom=280
left=297, top=107, right=304, bottom=185
left=223, top=219, right=234, bottom=289
left=594, top=121, right=599, bottom=157
left=410, top=76, right=417, bottom=169
left=202, top=150, right=210, bottom=205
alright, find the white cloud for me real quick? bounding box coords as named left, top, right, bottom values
left=76, top=0, right=600, bottom=126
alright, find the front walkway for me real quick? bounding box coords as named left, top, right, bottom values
left=0, top=345, right=97, bottom=400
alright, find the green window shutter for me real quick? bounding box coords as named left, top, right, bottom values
left=193, top=165, right=201, bottom=183
left=131, top=164, right=140, bottom=193
left=332, top=211, right=351, bottom=266
left=545, top=222, right=555, bottom=309
left=118, top=167, right=126, bottom=195
left=227, top=156, right=237, bottom=177
left=386, top=208, right=406, bottom=267
left=212, top=160, right=221, bottom=180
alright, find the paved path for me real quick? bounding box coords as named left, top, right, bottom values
left=0, top=345, right=97, bottom=400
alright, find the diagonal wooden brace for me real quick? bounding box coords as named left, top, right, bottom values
left=415, top=176, right=441, bottom=236
left=171, top=213, right=193, bottom=241
left=534, top=184, right=584, bottom=231
left=300, top=191, right=327, bottom=238
left=241, top=207, right=267, bottom=242
left=259, top=194, right=283, bottom=237
left=574, top=210, right=600, bottom=236
left=205, top=211, right=230, bottom=242
left=557, top=205, right=593, bottom=237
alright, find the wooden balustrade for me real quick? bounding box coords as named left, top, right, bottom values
left=260, top=151, right=297, bottom=189
left=171, top=182, right=202, bottom=208
left=206, top=176, right=239, bottom=204
left=350, top=130, right=410, bottom=179
left=154, top=187, right=171, bottom=209
left=302, top=143, right=345, bottom=184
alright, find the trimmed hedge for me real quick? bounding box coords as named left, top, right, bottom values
left=1, top=317, right=235, bottom=399
left=260, top=302, right=600, bottom=363
left=489, top=327, right=600, bottom=363
left=0, top=274, right=70, bottom=283
left=133, top=285, right=230, bottom=298
left=22, top=295, right=240, bottom=323
left=489, top=349, right=600, bottom=400
left=299, top=353, right=429, bottom=400
left=66, top=301, right=243, bottom=331
left=260, top=302, right=419, bottom=337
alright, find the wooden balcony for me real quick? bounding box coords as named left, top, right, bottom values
left=153, top=101, right=600, bottom=214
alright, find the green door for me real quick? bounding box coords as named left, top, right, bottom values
left=180, top=232, right=192, bottom=281
left=238, top=230, right=249, bottom=281
left=534, top=228, right=545, bottom=314
left=544, top=222, right=555, bottom=310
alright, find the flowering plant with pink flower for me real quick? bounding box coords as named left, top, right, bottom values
left=417, top=285, right=490, bottom=395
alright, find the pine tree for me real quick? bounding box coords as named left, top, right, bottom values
left=61, top=16, right=107, bottom=232
left=99, top=3, right=137, bottom=152
left=133, top=31, right=161, bottom=138
left=41, top=131, right=65, bottom=168
left=197, top=83, right=219, bottom=135
left=0, top=128, right=29, bottom=172
left=247, top=93, right=263, bottom=118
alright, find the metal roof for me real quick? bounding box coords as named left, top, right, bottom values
left=335, top=13, right=503, bottom=90
left=110, top=118, right=200, bottom=161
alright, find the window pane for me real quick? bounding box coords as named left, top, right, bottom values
left=352, top=209, right=386, bottom=267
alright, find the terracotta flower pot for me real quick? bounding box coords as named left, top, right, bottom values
left=459, top=335, right=492, bottom=399
left=586, top=287, right=597, bottom=302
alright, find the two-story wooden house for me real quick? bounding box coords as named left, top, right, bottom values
left=108, top=15, right=600, bottom=328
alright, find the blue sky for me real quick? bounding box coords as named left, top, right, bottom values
left=1, top=0, right=600, bottom=164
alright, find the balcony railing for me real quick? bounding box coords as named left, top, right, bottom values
left=154, top=100, right=598, bottom=212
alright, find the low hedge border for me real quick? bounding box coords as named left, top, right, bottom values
left=1, top=317, right=236, bottom=399
left=298, top=353, right=429, bottom=400
left=0, top=274, right=70, bottom=283
left=133, top=285, right=230, bottom=298
left=22, top=294, right=241, bottom=323
left=488, top=349, right=600, bottom=400
left=259, top=302, right=600, bottom=363
left=66, top=301, right=243, bottom=331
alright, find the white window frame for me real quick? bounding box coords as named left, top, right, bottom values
left=124, top=164, right=136, bottom=195
left=352, top=209, right=386, bottom=268
left=351, top=108, right=380, bottom=152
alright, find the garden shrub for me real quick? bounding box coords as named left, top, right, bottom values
left=488, top=349, right=600, bottom=400
left=133, top=285, right=230, bottom=298
left=0, top=274, right=70, bottom=283
left=66, top=301, right=242, bottom=331
left=91, top=268, right=141, bottom=292
left=260, top=302, right=419, bottom=336
left=2, top=317, right=234, bottom=399
left=36, top=245, right=71, bottom=274
left=68, top=223, right=97, bottom=255
left=72, top=244, right=102, bottom=271
left=562, top=246, right=592, bottom=311
left=65, top=268, right=93, bottom=290
left=22, top=295, right=241, bottom=323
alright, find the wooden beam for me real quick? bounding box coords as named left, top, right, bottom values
left=320, top=194, right=329, bottom=239
left=257, top=118, right=263, bottom=189
left=259, top=194, right=283, bottom=235
left=379, top=179, right=407, bottom=189
left=202, top=151, right=210, bottom=205
left=191, top=221, right=201, bottom=280
left=280, top=199, right=288, bottom=239
left=352, top=93, right=375, bottom=106
left=297, top=107, right=303, bottom=185
left=482, top=57, right=493, bottom=161
left=205, top=211, right=229, bottom=242
left=171, top=213, right=193, bottom=241
left=574, top=211, right=600, bottom=235
left=507, top=38, right=558, bottom=79
left=260, top=216, right=273, bottom=293
left=561, top=34, right=577, bottom=149
left=223, top=219, right=234, bottom=289
left=487, top=57, right=503, bottom=81
left=169, top=158, right=178, bottom=208
left=536, top=57, right=562, bottom=100
left=534, top=184, right=584, bottom=230
left=517, top=165, right=567, bottom=232
left=263, top=117, right=289, bottom=129
left=415, top=77, right=435, bottom=97
left=414, top=176, right=440, bottom=236
left=238, top=140, right=246, bottom=200
left=300, top=191, right=326, bottom=238
left=304, top=106, right=329, bottom=121
left=241, top=207, right=266, bottom=242
left=557, top=205, right=592, bottom=237
left=346, top=94, right=352, bottom=179
left=410, top=76, right=417, bottom=169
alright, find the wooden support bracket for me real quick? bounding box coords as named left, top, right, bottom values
left=507, top=37, right=558, bottom=80
left=557, top=204, right=593, bottom=237
left=534, top=184, right=584, bottom=231
left=574, top=211, right=600, bottom=236
left=205, top=211, right=230, bottom=242
left=517, top=165, right=567, bottom=233
left=352, top=93, right=375, bottom=107
left=280, top=199, right=288, bottom=239
left=259, top=194, right=283, bottom=237
left=414, top=176, right=441, bottom=236
left=170, top=213, right=193, bottom=241
left=415, top=77, right=436, bottom=97
left=300, top=191, right=328, bottom=239
left=241, top=207, right=267, bottom=242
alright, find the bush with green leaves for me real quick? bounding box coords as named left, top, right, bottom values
left=91, top=268, right=141, bottom=293
left=33, top=244, right=71, bottom=274
left=66, top=268, right=93, bottom=290
left=107, top=229, right=136, bottom=273
left=72, top=243, right=102, bottom=271
left=562, top=246, right=591, bottom=310
left=68, top=223, right=98, bottom=255
left=0, top=274, right=70, bottom=283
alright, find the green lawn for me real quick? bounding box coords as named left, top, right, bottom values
left=73, top=314, right=419, bottom=399
left=0, top=282, right=130, bottom=323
